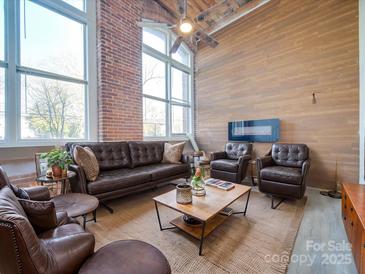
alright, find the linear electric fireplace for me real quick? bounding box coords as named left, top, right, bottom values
left=228, top=119, right=280, bottom=142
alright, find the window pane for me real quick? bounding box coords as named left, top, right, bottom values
left=143, top=28, right=166, bottom=54
left=0, top=68, right=4, bottom=140
left=21, top=74, right=85, bottom=139
left=172, top=105, right=189, bottom=134
left=63, top=0, right=85, bottom=11
left=171, top=68, right=189, bottom=103
left=143, top=53, right=166, bottom=99
left=143, top=98, right=166, bottom=137
left=20, top=0, right=84, bottom=79
left=0, top=0, right=4, bottom=61
left=172, top=40, right=190, bottom=66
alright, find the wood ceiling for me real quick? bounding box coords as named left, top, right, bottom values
left=155, top=0, right=273, bottom=35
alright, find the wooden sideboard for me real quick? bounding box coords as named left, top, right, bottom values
left=342, top=183, right=365, bottom=273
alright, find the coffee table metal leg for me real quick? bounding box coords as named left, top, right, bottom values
left=232, top=189, right=251, bottom=216
left=243, top=189, right=251, bottom=216
left=199, top=222, right=206, bottom=256
left=154, top=201, right=175, bottom=231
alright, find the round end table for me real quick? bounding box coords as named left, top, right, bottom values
left=53, top=193, right=99, bottom=229
left=36, top=171, right=76, bottom=195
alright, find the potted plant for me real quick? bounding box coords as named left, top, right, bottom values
left=191, top=167, right=206, bottom=196
left=41, top=148, right=73, bottom=178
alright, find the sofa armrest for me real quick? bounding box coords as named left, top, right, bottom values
left=211, top=151, right=227, bottom=161
left=180, top=154, right=190, bottom=164
left=256, top=156, right=274, bottom=171
left=22, top=186, right=51, bottom=201
left=68, top=164, right=88, bottom=194
left=301, top=159, right=311, bottom=178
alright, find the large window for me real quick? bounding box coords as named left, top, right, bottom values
left=1, top=0, right=96, bottom=146
left=142, top=28, right=193, bottom=138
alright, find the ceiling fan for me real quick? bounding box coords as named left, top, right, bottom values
left=137, top=0, right=219, bottom=54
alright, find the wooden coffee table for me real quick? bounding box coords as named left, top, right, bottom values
left=153, top=183, right=251, bottom=255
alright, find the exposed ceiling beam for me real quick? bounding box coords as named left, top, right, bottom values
left=207, top=0, right=274, bottom=35
left=154, top=0, right=179, bottom=19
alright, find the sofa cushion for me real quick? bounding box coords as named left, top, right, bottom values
left=271, top=143, right=309, bottom=168
left=162, top=142, right=185, bottom=164
left=211, top=159, right=239, bottom=173
left=73, top=146, right=99, bottom=181
left=66, top=142, right=132, bottom=171
left=260, top=166, right=302, bottom=185
left=87, top=169, right=151, bottom=195
left=18, top=199, right=58, bottom=234
left=129, top=141, right=164, bottom=168
left=136, top=163, right=190, bottom=181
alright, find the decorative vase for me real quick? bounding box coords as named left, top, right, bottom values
left=52, top=165, right=63, bottom=178
left=191, top=178, right=206, bottom=196
left=62, top=168, right=68, bottom=178
left=176, top=183, right=192, bottom=204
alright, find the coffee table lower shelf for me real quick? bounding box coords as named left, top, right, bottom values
left=170, top=214, right=227, bottom=240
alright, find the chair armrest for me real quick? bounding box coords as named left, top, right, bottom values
left=56, top=211, right=80, bottom=226
left=68, top=164, right=88, bottom=194
left=211, top=151, right=227, bottom=160
left=45, top=231, right=95, bottom=273
left=238, top=155, right=251, bottom=164
left=301, top=159, right=311, bottom=177
left=256, top=156, right=274, bottom=171
left=22, top=186, right=51, bottom=201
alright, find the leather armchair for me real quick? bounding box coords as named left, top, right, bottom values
left=256, top=143, right=310, bottom=209
left=0, top=186, right=95, bottom=274
left=210, top=143, right=252, bottom=184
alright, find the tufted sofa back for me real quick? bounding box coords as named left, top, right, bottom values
left=271, top=143, right=309, bottom=168
left=128, top=141, right=165, bottom=167
left=225, top=143, right=252, bottom=160
left=65, top=142, right=132, bottom=171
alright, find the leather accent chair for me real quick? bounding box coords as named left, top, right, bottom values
left=0, top=186, right=95, bottom=274
left=256, top=143, right=310, bottom=209
left=210, top=143, right=252, bottom=184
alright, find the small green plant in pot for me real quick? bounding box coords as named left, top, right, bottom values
left=41, top=147, right=73, bottom=178
left=191, top=167, right=206, bottom=196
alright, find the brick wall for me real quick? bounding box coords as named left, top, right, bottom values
left=97, top=0, right=175, bottom=141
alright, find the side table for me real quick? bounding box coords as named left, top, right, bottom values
left=248, top=160, right=257, bottom=186
left=52, top=193, right=99, bottom=229
left=36, top=171, right=76, bottom=195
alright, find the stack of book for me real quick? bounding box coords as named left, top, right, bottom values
left=205, top=178, right=235, bottom=191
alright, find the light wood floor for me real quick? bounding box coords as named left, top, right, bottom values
left=287, top=188, right=357, bottom=274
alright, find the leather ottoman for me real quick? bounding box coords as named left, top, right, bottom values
left=79, top=240, right=171, bottom=274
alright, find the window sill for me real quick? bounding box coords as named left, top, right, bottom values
left=143, top=136, right=189, bottom=142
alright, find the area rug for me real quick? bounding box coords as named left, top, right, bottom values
left=87, top=181, right=306, bottom=274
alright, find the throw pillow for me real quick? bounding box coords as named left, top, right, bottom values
left=162, top=142, right=185, bottom=164
left=18, top=199, right=58, bottom=234
left=73, top=146, right=99, bottom=181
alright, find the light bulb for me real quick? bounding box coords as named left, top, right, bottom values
left=180, top=19, right=193, bottom=33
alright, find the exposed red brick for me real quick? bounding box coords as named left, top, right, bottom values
left=96, top=0, right=175, bottom=141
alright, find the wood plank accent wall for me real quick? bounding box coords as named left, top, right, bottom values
left=195, top=0, right=359, bottom=189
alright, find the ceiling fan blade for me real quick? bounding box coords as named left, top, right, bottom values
left=136, top=21, right=174, bottom=29
left=177, top=0, right=187, bottom=18
left=170, top=36, right=184, bottom=54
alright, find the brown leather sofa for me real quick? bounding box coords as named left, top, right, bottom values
left=210, top=143, right=252, bottom=184
left=256, top=143, right=310, bottom=209
left=65, top=141, right=191, bottom=212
